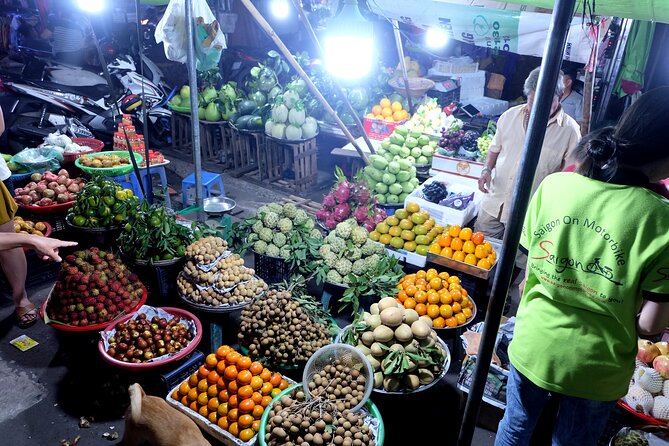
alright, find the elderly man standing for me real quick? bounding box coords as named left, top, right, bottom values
left=476, top=67, right=581, bottom=240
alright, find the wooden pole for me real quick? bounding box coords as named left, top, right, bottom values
left=239, top=0, right=371, bottom=164
left=581, top=21, right=600, bottom=134
left=290, top=0, right=376, bottom=155
left=392, top=19, right=414, bottom=114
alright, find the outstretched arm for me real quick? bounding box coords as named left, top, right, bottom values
left=0, top=233, right=77, bottom=261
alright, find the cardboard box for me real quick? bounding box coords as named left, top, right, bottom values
left=363, top=117, right=407, bottom=140
left=405, top=175, right=481, bottom=227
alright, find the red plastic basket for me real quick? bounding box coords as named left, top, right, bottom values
left=97, top=307, right=202, bottom=370
left=40, top=285, right=147, bottom=332
left=617, top=400, right=667, bottom=425
left=16, top=200, right=74, bottom=214
left=61, top=138, right=105, bottom=164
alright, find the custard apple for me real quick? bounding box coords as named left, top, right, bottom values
left=248, top=233, right=259, bottom=243
left=342, top=275, right=351, bottom=285
left=273, top=232, right=287, bottom=248
left=310, top=228, right=323, bottom=240
left=351, top=226, right=368, bottom=245
left=613, top=430, right=649, bottom=446
left=257, top=205, right=270, bottom=217
left=334, top=222, right=353, bottom=240
left=327, top=237, right=346, bottom=254
left=335, top=258, right=352, bottom=276
left=319, top=245, right=332, bottom=258
left=259, top=228, right=274, bottom=243
left=352, top=259, right=367, bottom=276
left=278, top=218, right=293, bottom=233
left=279, top=247, right=291, bottom=259
left=263, top=211, right=279, bottom=229
left=281, top=203, right=298, bottom=219
left=326, top=269, right=343, bottom=285
left=347, top=247, right=362, bottom=261
left=293, top=209, right=308, bottom=226
left=304, top=218, right=315, bottom=230
left=361, top=239, right=377, bottom=256
left=323, top=252, right=338, bottom=268
left=266, top=244, right=281, bottom=258
left=253, top=240, right=268, bottom=255
left=252, top=220, right=265, bottom=234
left=365, top=254, right=381, bottom=269
left=268, top=203, right=283, bottom=214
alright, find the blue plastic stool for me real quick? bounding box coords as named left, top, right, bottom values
left=110, top=172, right=144, bottom=199
left=181, top=171, right=225, bottom=206
left=138, top=165, right=171, bottom=209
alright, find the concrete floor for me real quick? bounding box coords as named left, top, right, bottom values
left=0, top=152, right=506, bottom=446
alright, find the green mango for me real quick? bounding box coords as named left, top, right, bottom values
left=382, top=173, right=397, bottom=185
left=396, top=171, right=411, bottom=183
left=390, top=133, right=405, bottom=146
left=404, top=136, right=418, bottom=149
left=401, top=182, right=415, bottom=194
left=388, top=183, right=403, bottom=195
left=370, top=155, right=388, bottom=171
left=389, top=144, right=402, bottom=156
left=417, top=135, right=430, bottom=146
left=394, top=125, right=409, bottom=137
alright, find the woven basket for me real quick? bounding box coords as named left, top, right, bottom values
left=388, top=77, right=435, bottom=99
left=75, top=151, right=143, bottom=177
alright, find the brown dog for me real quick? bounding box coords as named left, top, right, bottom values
left=120, top=383, right=212, bottom=446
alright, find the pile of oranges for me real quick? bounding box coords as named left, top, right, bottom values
left=367, top=98, right=409, bottom=122
left=171, top=345, right=289, bottom=441
left=395, top=268, right=474, bottom=329
left=428, top=226, right=497, bottom=270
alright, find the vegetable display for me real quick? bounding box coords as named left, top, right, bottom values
left=341, top=298, right=447, bottom=392
left=315, top=167, right=386, bottom=232
left=48, top=248, right=145, bottom=327
left=14, top=170, right=85, bottom=207
left=370, top=203, right=443, bottom=256
left=118, top=203, right=193, bottom=262
left=67, top=176, right=139, bottom=228
left=238, top=288, right=332, bottom=367
left=266, top=87, right=319, bottom=140
left=170, top=346, right=291, bottom=442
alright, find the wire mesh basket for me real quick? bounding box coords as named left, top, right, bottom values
left=302, top=344, right=374, bottom=412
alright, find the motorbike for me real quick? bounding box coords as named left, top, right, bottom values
left=1, top=52, right=173, bottom=152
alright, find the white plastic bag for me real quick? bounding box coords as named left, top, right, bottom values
left=155, top=0, right=226, bottom=70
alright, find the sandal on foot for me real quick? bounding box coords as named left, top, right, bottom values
left=16, top=303, right=38, bottom=328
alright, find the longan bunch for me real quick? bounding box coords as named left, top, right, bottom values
left=216, top=264, right=255, bottom=290
left=186, top=236, right=228, bottom=264
left=308, top=361, right=367, bottom=411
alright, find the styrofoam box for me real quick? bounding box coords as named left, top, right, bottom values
left=385, top=247, right=427, bottom=268
left=458, top=71, right=486, bottom=101
left=431, top=154, right=485, bottom=180
left=405, top=174, right=481, bottom=227
left=465, top=96, right=509, bottom=116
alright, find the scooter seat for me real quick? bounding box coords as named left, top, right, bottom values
left=35, top=81, right=109, bottom=102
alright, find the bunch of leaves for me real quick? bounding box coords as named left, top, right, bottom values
left=278, top=277, right=340, bottom=338
left=197, top=68, right=222, bottom=89
left=339, top=255, right=403, bottom=315
left=118, top=202, right=193, bottom=263
left=340, top=312, right=367, bottom=346
left=380, top=344, right=445, bottom=376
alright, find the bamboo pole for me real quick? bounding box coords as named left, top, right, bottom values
left=581, top=22, right=600, bottom=135
left=290, top=0, right=376, bottom=155
left=186, top=0, right=204, bottom=215
left=392, top=19, right=414, bottom=114
left=239, top=0, right=370, bottom=164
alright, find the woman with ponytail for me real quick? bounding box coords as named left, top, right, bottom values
left=495, top=87, right=669, bottom=446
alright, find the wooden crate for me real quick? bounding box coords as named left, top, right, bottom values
left=260, top=138, right=318, bottom=193
left=229, top=129, right=261, bottom=177
left=171, top=112, right=192, bottom=152
left=200, top=121, right=234, bottom=166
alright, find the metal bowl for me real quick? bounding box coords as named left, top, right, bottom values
left=203, top=197, right=236, bottom=215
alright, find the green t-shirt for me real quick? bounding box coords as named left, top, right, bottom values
left=509, top=172, right=669, bottom=401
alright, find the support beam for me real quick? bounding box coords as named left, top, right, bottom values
left=456, top=0, right=578, bottom=444
left=185, top=0, right=204, bottom=216
left=392, top=20, right=414, bottom=114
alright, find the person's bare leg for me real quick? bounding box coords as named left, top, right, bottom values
left=0, top=220, right=33, bottom=325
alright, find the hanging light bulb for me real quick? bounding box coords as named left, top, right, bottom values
left=270, top=0, right=291, bottom=19
left=77, top=0, right=105, bottom=13
left=425, top=27, right=449, bottom=49
left=324, top=0, right=374, bottom=80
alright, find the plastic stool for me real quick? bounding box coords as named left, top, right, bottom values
left=181, top=171, right=225, bottom=206
left=110, top=172, right=144, bottom=199
left=138, top=165, right=171, bottom=209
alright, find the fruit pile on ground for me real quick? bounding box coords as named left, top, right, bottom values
left=362, top=151, right=419, bottom=206
left=404, top=97, right=445, bottom=135
left=13, top=217, right=48, bottom=236
left=366, top=97, right=409, bottom=122
left=315, top=167, right=386, bottom=232
left=105, top=312, right=194, bottom=363
left=370, top=203, right=442, bottom=256
left=341, top=297, right=447, bottom=392
left=178, top=237, right=268, bottom=307
left=67, top=176, right=139, bottom=228
left=429, top=226, right=496, bottom=269
left=379, top=125, right=437, bottom=167
left=14, top=170, right=85, bottom=207
left=238, top=289, right=332, bottom=366
left=246, top=203, right=322, bottom=259
left=320, top=219, right=386, bottom=286
left=264, top=352, right=378, bottom=446
left=266, top=88, right=319, bottom=140
left=170, top=346, right=290, bottom=441
left=395, top=269, right=474, bottom=329
left=48, top=248, right=144, bottom=326
left=623, top=340, right=669, bottom=419
left=79, top=153, right=131, bottom=168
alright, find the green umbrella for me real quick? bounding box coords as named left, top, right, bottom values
left=614, top=20, right=656, bottom=97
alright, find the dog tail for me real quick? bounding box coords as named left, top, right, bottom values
left=128, top=383, right=145, bottom=420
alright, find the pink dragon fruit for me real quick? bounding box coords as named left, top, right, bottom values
left=364, top=220, right=376, bottom=232
left=322, top=193, right=337, bottom=210
left=373, top=211, right=386, bottom=224
left=333, top=203, right=352, bottom=221
left=333, top=181, right=351, bottom=204
left=352, top=185, right=371, bottom=204
left=315, top=209, right=330, bottom=222
left=325, top=217, right=338, bottom=230
left=352, top=206, right=369, bottom=223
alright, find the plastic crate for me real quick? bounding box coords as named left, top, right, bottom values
left=431, top=60, right=479, bottom=75
left=254, top=251, right=292, bottom=284
left=159, top=350, right=205, bottom=395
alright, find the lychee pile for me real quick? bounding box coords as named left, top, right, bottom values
left=48, top=248, right=145, bottom=327
left=315, top=169, right=386, bottom=233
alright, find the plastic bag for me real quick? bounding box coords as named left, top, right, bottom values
left=155, top=0, right=226, bottom=71
left=10, top=148, right=63, bottom=173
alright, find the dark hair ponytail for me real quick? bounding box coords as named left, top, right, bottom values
left=574, top=127, right=621, bottom=182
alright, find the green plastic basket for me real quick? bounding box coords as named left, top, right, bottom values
left=258, top=384, right=385, bottom=446
left=75, top=151, right=143, bottom=177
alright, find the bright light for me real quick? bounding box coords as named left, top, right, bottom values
left=324, top=36, right=374, bottom=80
left=425, top=28, right=449, bottom=49
left=77, top=0, right=104, bottom=13
left=270, top=0, right=290, bottom=19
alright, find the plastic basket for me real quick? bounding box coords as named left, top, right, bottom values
left=61, top=138, right=105, bottom=164
left=64, top=218, right=122, bottom=249
left=253, top=251, right=292, bottom=284
left=75, top=151, right=143, bottom=177
left=16, top=199, right=74, bottom=215
left=388, top=77, right=435, bottom=99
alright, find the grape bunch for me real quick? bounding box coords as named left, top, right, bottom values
left=461, top=130, right=480, bottom=153
left=439, top=128, right=464, bottom=153
left=477, top=135, right=493, bottom=162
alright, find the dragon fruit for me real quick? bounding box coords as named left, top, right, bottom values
left=363, top=220, right=376, bottom=232
left=352, top=206, right=369, bottom=223
left=325, top=217, right=338, bottom=230
left=352, top=185, right=371, bottom=203
left=315, top=209, right=330, bottom=222
left=333, top=203, right=352, bottom=221
left=373, top=211, right=386, bottom=224
left=334, top=181, right=351, bottom=204
left=322, top=193, right=337, bottom=210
